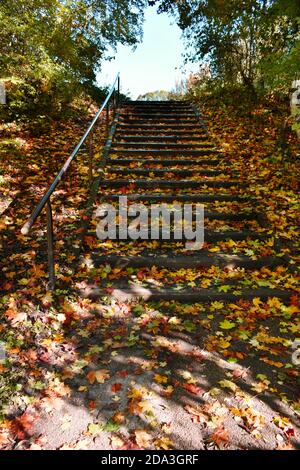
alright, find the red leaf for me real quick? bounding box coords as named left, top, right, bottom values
left=290, top=295, right=298, bottom=307
left=111, top=383, right=122, bottom=393
left=182, top=383, right=204, bottom=396
left=117, top=370, right=129, bottom=378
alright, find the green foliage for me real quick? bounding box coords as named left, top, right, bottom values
left=152, top=0, right=300, bottom=95
left=0, top=0, right=146, bottom=120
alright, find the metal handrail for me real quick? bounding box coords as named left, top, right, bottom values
left=21, top=73, right=120, bottom=289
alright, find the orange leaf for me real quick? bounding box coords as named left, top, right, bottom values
left=183, top=383, right=204, bottom=396
left=86, top=369, right=110, bottom=384
left=211, top=426, right=229, bottom=448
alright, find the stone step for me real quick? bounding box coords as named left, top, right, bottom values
left=112, top=142, right=215, bottom=149
left=106, top=158, right=221, bottom=166
left=124, top=100, right=190, bottom=106
left=116, top=135, right=209, bottom=142
left=110, top=149, right=220, bottom=157
left=101, top=193, right=249, bottom=202
left=92, top=207, right=258, bottom=221
left=120, top=113, right=196, bottom=119
left=119, top=118, right=199, bottom=125
left=106, top=168, right=224, bottom=177
left=86, top=253, right=281, bottom=269
left=117, top=123, right=204, bottom=130
left=80, top=284, right=292, bottom=303
left=99, top=179, right=242, bottom=189
left=123, top=103, right=191, bottom=109
left=122, top=108, right=192, bottom=114
left=87, top=229, right=267, bottom=242
left=116, top=129, right=206, bottom=136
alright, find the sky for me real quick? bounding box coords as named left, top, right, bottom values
left=97, top=7, right=198, bottom=99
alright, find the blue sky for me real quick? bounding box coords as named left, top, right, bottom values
left=97, top=7, right=198, bottom=99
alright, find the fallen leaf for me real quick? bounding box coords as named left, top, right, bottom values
left=86, top=369, right=110, bottom=384
left=135, top=429, right=153, bottom=449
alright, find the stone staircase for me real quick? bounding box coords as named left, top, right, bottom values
left=79, top=100, right=291, bottom=302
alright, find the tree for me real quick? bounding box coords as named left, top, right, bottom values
left=151, top=0, right=300, bottom=94
left=0, top=0, right=147, bottom=118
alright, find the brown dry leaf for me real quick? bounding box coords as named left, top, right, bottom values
left=110, top=435, right=125, bottom=449
left=11, top=412, right=39, bottom=440
left=184, top=404, right=207, bottom=424
left=232, top=367, right=249, bottom=379
left=210, top=426, right=229, bottom=448
left=112, top=412, right=126, bottom=424
left=135, top=429, right=153, bottom=449
left=59, top=439, right=89, bottom=450
left=5, top=308, right=27, bottom=325
left=276, top=442, right=296, bottom=450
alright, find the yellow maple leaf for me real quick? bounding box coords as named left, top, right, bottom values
left=219, top=339, right=231, bottom=349
left=154, top=437, right=173, bottom=450
left=267, top=297, right=282, bottom=309
left=211, top=301, right=224, bottom=310
left=127, top=387, right=143, bottom=400
left=138, top=400, right=153, bottom=414
left=253, top=297, right=263, bottom=308
left=86, top=369, right=110, bottom=384
left=154, top=374, right=168, bottom=384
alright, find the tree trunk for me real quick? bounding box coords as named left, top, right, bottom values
left=291, top=80, right=300, bottom=141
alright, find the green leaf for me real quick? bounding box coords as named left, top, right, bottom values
left=102, top=420, right=121, bottom=432
left=88, top=422, right=103, bottom=436
left=132, top=305, right=144, bottom=316
left=218, top=285, right=231, bottom=293
left=256, top=374, right=267, bottom=381
left=219, top=319, right=236, bottom=330
left=219, top=379, right=237, bottom=392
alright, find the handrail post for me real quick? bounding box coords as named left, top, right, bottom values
left=113, top=89, right=116, bottom=119
left=46, top=200, right=55, bottom=291
left=88, top=131, right=93, bottom=185
left=117, top=75, right=120, bottom=108
left=106, top=103, right=109, bottom=136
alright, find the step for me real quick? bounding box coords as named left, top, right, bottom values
left=93, top=206, right=257, bottom=221
left=106, top=158, right=221, bottom=166
left=123, top=103, right=191, bottom=109
left=122, top=109, right=193, bottom=115
left=101, top=193, right=249, bottom=202
left=80, top=285, right=292, bottom=303
left=120, top=113, right=196, bottom=119
left=116, top=129, right=206, bottom=136
left=116, top=135, right=210, bottom=142
left=119, top=119, right=199, bottom=125
left=87, top=253, right=281, bottom=269
left=117, top=123, right=204, bottom=130
left=112, top=142, right=215, bottom=149
left=122, top=109, right=192, bottom=114
left=124, top=100, right=190, bottom=105
left=106, top=168, right=224, bottom=177
left=87, top=230, right=267, bottom=242
left=110, top=149, right=219, bottom=157
left=99, top=179, right=242, bottom=189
